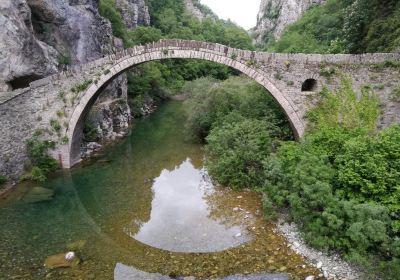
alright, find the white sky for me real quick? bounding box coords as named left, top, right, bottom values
left=200, top=0, right=261, bottom=30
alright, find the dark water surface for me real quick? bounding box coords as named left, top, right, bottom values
left=0, top=102, right=320, bottom=279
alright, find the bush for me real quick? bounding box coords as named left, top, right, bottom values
left=261, top=79, right=400, bottom=278
left=0, top=175, right=6, bottom=186
left=266, top=0, right=400, bottom=54
left=205, top=117, right=274, bottom=190
left=71, top=80, right=92, bottom=93
left=184, top=76, right=293, bottom=142
left=26, top=137, right=59, bottom=182
left=307, top=78, right=380, bottom=133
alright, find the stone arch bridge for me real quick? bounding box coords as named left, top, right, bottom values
left=1, top=39, right=399, bottom=178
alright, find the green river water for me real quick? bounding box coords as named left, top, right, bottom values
left=0, top=101, right=320, bottom=279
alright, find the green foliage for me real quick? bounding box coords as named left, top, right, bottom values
left=205, top=117, right=274, bottom=190
left=99, top=0, right=255, bottom=116
left=83, top=122, right=98, bottom=142
left=57, top=53, right=71, bottom=66
left=26, top=137, right=59, bottom=182
left=319, top=66, right=336, bottom=78
left=0, top=175, right=6, bottom=186
left=184, top=76, right=293, bottom=142
left=266, top=0, right=400, bottom=54
left=71, top=80, right=92, bottom=93
left=245, top=59, right=258, bottom=67
left=184, top=76, right=293, bottom=190
left=99, top=0, right=128, bottom=44
left=49, top=119, right=62, bottom=135
left=372, top=60, right=400, bottom=70
left=56, top=110, right=66, bottom=118
left=127, top=26, right=162, bottom=45
left=391, top=86, right=400, bottom=101
left=261, top=79, right=399, bottom=278
left=307, top=78, right=380, bottom=132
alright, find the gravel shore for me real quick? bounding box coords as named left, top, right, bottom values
left=275, top=218, right=364, bottom=280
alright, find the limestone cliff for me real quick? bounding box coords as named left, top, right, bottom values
left=115, top=0, right=150, bottom=29
left=0, top=0, right=156, bottom=155
left=184, top=0, right=205, bottom=20
left=253, top=0, right=325, bottom=45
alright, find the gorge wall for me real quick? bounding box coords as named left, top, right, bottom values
left=253, top=0, right=326, bottom=45
left=0, top=0, right=154, bottom=157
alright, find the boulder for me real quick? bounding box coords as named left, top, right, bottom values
left=44, top=252, right=80, bottom=269
left=23, top=186, right=54, bottom=203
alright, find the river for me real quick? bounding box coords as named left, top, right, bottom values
left=0, top=101, right=320, bottom=279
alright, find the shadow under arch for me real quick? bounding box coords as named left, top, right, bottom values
left=62, top=45, right=304, bottom=168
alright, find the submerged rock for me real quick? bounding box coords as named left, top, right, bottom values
left=66, top=240, right=86, bottom=251
left=44, top=252, right=80, bottom=269
left=23, top=187, right=54, bottom=203
left=114, top=263, right=289, bottom=280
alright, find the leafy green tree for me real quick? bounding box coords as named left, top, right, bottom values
left=205, top=117, right=274, bottom=190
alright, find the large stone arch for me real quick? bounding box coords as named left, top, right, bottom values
left=61, top=48, right=304, bottom=168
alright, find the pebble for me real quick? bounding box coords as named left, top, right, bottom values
left=305, top=276, right=314, bottom=280
left=237, top=196, right=243, bottom=199
left=235, top=233, right=242, bottom=238
left=233, top=207, right=239, bottom=211
left=276, top=218, right=363, bottom=279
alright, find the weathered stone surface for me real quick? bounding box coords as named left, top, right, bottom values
left=252, top=0, right=326, bottom=44
left=0, top=0, right=131, bottom=148
left=184, top=0, right=207, bottom=20
left=116, top=0, right=150, bottom=29
left=27, top=0, right=114, bottom=64
left=0, top=40, right=399, bottom=179
left=0, top=0, right=58, bottom=91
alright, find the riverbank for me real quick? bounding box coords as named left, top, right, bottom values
left=275, top=217, right=363, bottom=280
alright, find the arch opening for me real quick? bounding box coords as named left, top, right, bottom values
left=62, top=48, right=304, bottom=169
left=301, top=78, right=317, bottom=92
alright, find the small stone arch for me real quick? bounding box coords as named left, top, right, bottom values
left=301, top=78, right=318, bottom=92
left=60, top=46, right=305, bottom=168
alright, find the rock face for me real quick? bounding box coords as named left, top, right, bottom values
left=0, top=0, right=139, bottom=158
left=253, top=0, right=326, bottom=45
left=115, top=0, right=150, bottom=29
left=0, top=0, right=58, bottom=91
left=184, top=0, right=206, bottom=20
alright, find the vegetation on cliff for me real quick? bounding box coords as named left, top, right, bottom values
left=99, top=0, right=253, bottom=117
left=185, top=76, right=400, bottom=278
left=265, top=0, right=400, bottom=53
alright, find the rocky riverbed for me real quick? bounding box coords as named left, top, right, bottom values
left=276, top=218, right=363, bottom=280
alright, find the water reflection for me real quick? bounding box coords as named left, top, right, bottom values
left=127, top=158, right=250, bottom=252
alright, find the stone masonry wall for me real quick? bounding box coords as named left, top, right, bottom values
left=1, top=40, right=399, bottom=179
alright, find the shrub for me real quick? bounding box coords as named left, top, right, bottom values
left=307, top=78, right=380, bottom=132
left=0, top=175, right=6, bottom=186
left=259, top=73, right=400, bottom=278
left=184, top=76, right=293, bottom=142
left=71, top=80, right=92, bottom=93
left=26, top=137, right=59, bottom=182
left=57, top=53, right=71, bottom=66
left=205, top=117, right=274, bottom=190
left=49, top=119, right=62, bottom=135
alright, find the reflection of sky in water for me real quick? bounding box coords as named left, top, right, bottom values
left=128, top=158, right=250, bottom=253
